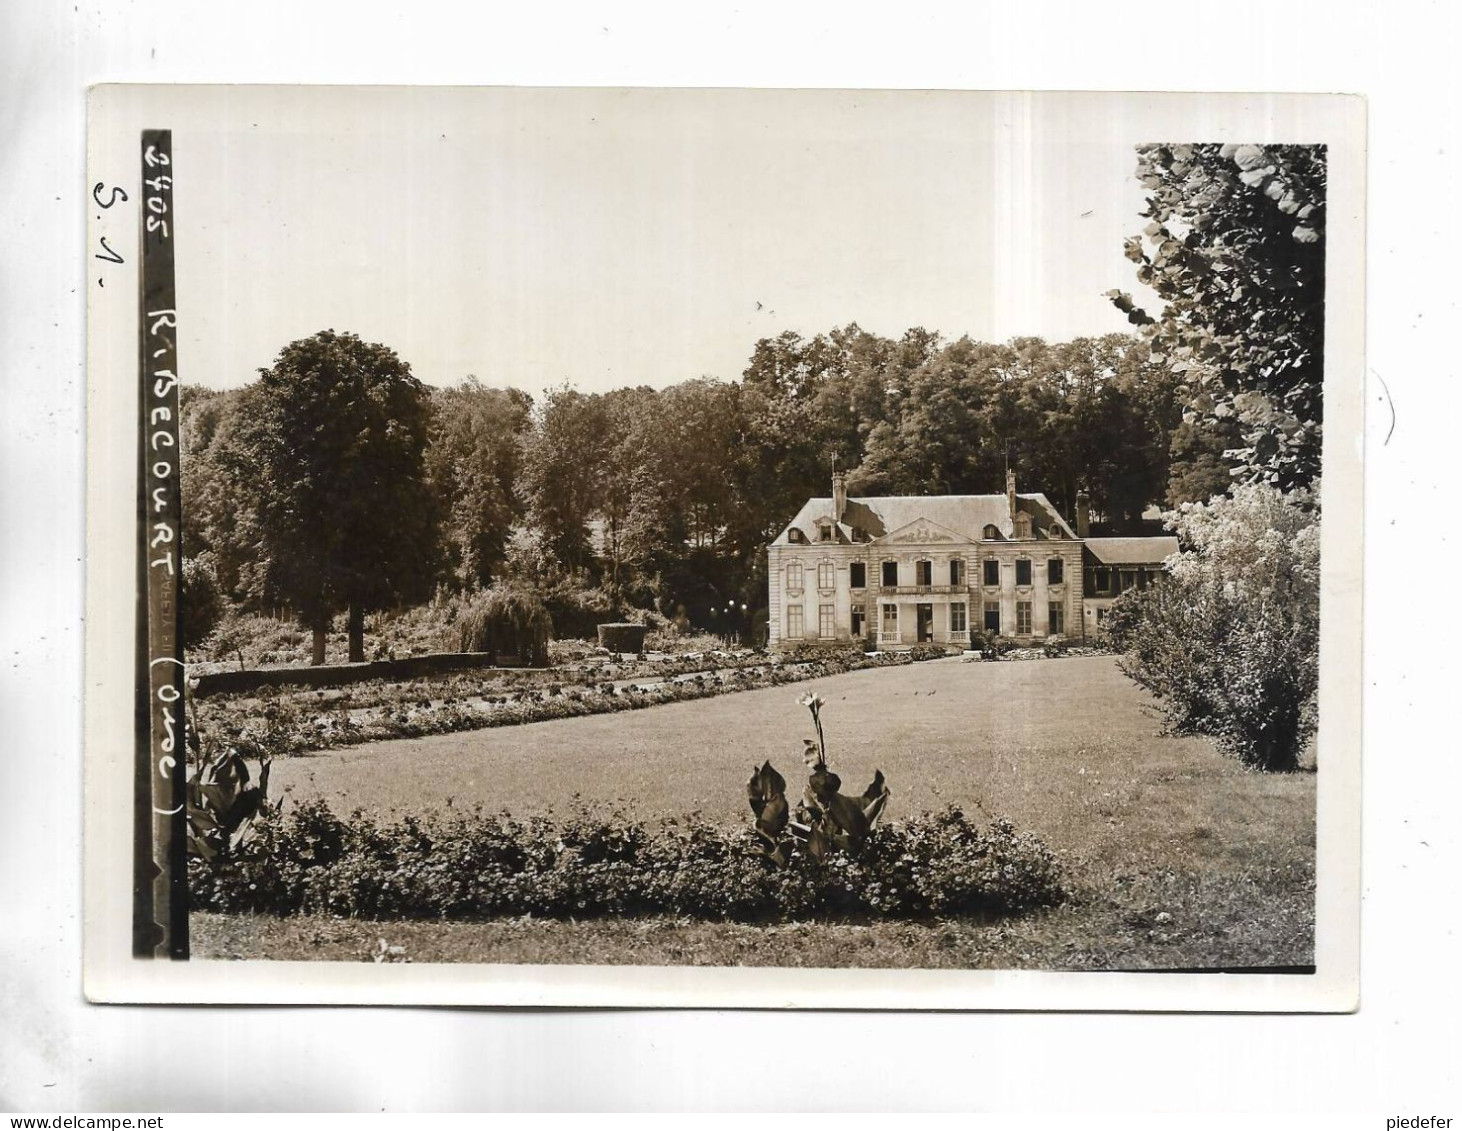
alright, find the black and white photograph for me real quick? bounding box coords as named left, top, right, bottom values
left=82, top=86, right=1364, bottom=1009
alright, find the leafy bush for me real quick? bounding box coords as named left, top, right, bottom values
left=185, top=735, right=276, bottom=863
left=1107, top=484, right=1318, bottom=771
left=978, top=635, right=1013, bottom=660
left=540, top=580, right=619, bottom=640
left=181, top=556, right=224, bottom=650
left=453, top=587, right=552, bottom=666
left=197, top=612, right=317, bottom=667
left=189, top=801, right=1063, bottom=923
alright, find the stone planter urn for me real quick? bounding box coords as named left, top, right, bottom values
left=597, top=622, right=648, bottom=655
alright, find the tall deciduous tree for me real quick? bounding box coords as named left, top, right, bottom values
left=425, top=379, right=533, bottom=589
left=180, top=385, right=266, bottom=606
left=240, top=330, right=439, bottom=664
left=518, top=385, right=611, bottom=577
left=1109, top=143, right=1327, bottom=494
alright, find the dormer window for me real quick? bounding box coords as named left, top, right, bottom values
left=1013, top=513, right=1033, bottom=539
left=818, top=521, right=835, bottom=542
left=788, top=528, right=806, bottom=544
left=983, top=524, right=1001, bottom=540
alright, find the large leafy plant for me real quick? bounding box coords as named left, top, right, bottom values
left=185, top=722, right=277, bottom=862
left=747, top=691, right=890, bottom=866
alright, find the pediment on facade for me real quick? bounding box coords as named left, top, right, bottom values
left=870, top=517, right=968, bottom=545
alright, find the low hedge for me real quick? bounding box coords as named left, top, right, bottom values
left=190, top=801, right=1064, bottom=923
left=596, top=622, right=648, bottom=653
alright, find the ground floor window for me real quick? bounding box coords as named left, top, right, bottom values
left=1016, top=600, right=1032, bottom=635
left=1048, top=602, right=1065, bottom=635
left=787, top=604, right=804, bottom=638
left=851, top=607, right=865, bottom=637
left=819, top=604, right=835, bottom=638
left=984, top=602, right=1000, bottom=633
left=949, top=602, right=967, bottom=633
left=882, top=603, right=898, bottom=636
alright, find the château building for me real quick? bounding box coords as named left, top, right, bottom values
left=767, top=469, right=1176, bottom=649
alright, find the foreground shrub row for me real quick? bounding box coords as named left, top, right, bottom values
left=189, top=801, right=1064, bottom=922
left=195, top=646, right=946, bottom=756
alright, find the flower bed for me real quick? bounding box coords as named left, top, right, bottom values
left=192, top=647, right=946, bottom=756
left=189, top=800, right=1064, bottom=923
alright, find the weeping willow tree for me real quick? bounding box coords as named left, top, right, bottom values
left=454, top=588, right=552, bottom=667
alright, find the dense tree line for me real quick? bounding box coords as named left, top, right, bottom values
left=181, top=327, right=1191, bottom=648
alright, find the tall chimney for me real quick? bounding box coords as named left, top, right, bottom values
left=832, top=470, right=848, bottom=524
left=1075, top=489, right=1090, bottom=538
left=1006, top=468, right=1017, bottom=519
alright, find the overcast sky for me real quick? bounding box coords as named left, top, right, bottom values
left=169, top=87, right=1165, bottom=396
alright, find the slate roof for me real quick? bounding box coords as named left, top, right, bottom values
left=774, top=493, right=1078, bottom=546
left=1082, top=536, right=1179, bottom=566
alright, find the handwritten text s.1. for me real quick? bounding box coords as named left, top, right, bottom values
left=92, top=180, right=128, bottom=286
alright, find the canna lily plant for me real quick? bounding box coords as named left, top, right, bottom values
left=747, top=690, right=890, bottom=866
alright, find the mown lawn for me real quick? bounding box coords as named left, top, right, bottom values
left=195, top=655, right=1315, bottom=970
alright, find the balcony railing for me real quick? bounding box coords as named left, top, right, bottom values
left=876, top=628, right=971, bottom=647
left=876, top=584, right=966, bottom=596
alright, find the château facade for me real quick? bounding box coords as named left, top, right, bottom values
left=767, top=470, right=1176, bottom=650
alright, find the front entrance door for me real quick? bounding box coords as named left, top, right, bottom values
left=916, top=603, right=934, bottom=642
